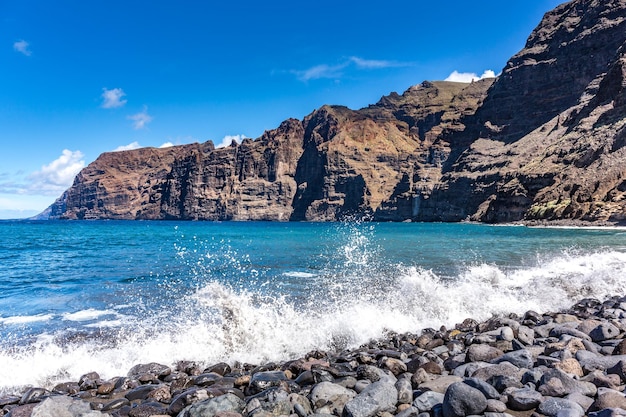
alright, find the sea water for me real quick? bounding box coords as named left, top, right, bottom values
left=1, top=220, right=626, bottom=394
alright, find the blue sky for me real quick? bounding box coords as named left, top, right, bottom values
left=1, top=0, right=563, bottom=219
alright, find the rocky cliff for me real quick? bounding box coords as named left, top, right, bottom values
left=49, top=0, right=626, bottom=223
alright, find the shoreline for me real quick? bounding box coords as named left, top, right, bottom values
left=3, top=295, right=626, bottom=417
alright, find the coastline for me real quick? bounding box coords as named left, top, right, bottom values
left=3, top=295, right=626, bottom=417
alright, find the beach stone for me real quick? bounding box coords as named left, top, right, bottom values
left=101, top=398, right=130, bottom=412
left=395, top=406, right=421, bottom=417
left=395, top=378, right=412, bottom=404
left=550, top=326, right=592, bottom=341
left=419, top=361, right=442, bottom=375
left=467, top=345, right=504, bottom=363
left=127, top=362, right=171, bottom=380
left=565, top=392, right=594, bottom=411
left=590, top=323, right=621, bottom=342
left=577, top=350, right=626, bottom=371
left=471, top=362, right=520, bottom=381
left=194, top=373, right=223, bottom=387
left=452, top=361, right=490, bottom=378
left=492, top=349, right=534, bottom=369
left=540, top=368, right=597, bottom=396
left=485, top=399, right=507, bottom=413
left=442, top=382, right=487, bottom=417
left=18, top=388, right=49, bottom=405
left=462, top=377, right=500, bottom=399
left=413, top=391, right=444, bottom=413
left=419, top=376, right=462, bottom=394
left=606, top=360, right=626, bottom=382
left=612, top=339, right=626, bottom=355
left=517, top=326, right=535, bottom=345
left=205, top=362, right=232, bottom=376
left=179, top=393, right=244, bottom=417
left=245, top=388, right=291, bottom=417
left=128, top=401, right=167, bottom=417
left=96, top=381, right=115, bottom=395
left=354, top=380, right=371, bottom=393
left=591, top=390, right=626, bottom=411
left=169, top=388, right=211, bottom=415
left=589, top=409, right=626, bottom=417
left=506, top=387, right=542, bottom=411
left=538, top=377, right=567, bottom=397
left=309, top=382, right=355, bottom=415
left=581, top=370, right=621, bottom=389
left=125, top=384, right=159, bottom=401
left=31, top=396, right=109, bottom=417
left=342, top=381, right=398, bottom=417
left=383, top=358, right=407, bottom=375
left=6, top=403, right=39, bottom=417
left=538, top=397, right=584, bottom=417
left=249, top=371, right=287, bottom=394
left=555, top=358, right=584, bottom=377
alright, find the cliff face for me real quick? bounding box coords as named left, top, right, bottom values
left=49, top=0, right=626, bottom=223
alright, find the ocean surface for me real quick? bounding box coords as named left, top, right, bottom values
left=1, top=220, right=626, bottom=394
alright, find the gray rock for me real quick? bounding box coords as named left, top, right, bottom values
left=31, top=396, right=110, bottom=417
left=565, top=392, right=594, bottom=412
left=589, top=323, right=620, bottom=342
left=492, top=349, right=534, bottom=369
left=19, top=388, right=48, bottom=405
left=342, top=381, right=398, bottom=417
left=462, top=378, right=500, bottom=400
left=591, top=390, right=626, bottom=411
left=471, top=362, right=520, bottom=381
left=180, top=393, right=244, bottom=417
left=550, top=326, right=592, bottom=341
left=517, top=326, right=535, bottom=345
left=128, top=402, right=167, bottom=417
left=506, top=388, right=542, bottom=411
left=127, top=362, right=171, bottom=379
left=309, top=382, right=355, bottom=415
left=485, top=399, right=507, bottom=413
left=354, top=380, right=371, bottom=393
left=395, top=406, right=421, bottom=417
left=413, top=391, right=445, bottom=413
left=442, top=382, right=487, bottom=417
left=419, top=376, right=462, bottom=394
left=538, top=397, right=585, bottom=417
left=540, top=369, right=597, bottom=397
left=395, top=378, right=413, bottom=404
left=466, top=345, right=504, bottom=363
left=589, top=409, right=626, bottom=417
left=576, top=350, right=626, bottom=372
left=249, top=371, right=288, bottom=394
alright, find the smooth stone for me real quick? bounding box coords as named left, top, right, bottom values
left=538, top=398, right=585, bottom=417
left=249, top=371, right=287, bottom=394
left=395, top=406, right=421, bottom=417
left=506, top=388, right=543, bottom=411
left=127, top=363, right=171, bottom=379
left=31, top=396, right=109, bottom=417
left=205, top=362, right=231, bottom=376
left=179, top=393, right=244, bottom=417
left=169, top=388, right=211, bottom=415
left=577, top=350, right=626, bottom=371
left=384, top=358, right=408, bottom=375
left=591, top=391, right=626, bottom=411
left=342, top=381, right=398, bottom=417
left=590, top=323, right=621, bottom=342
left=5, top=403, right=38, bottom=417
left=550, top=326, right=592, bottom=341
left=589, top=409, right=626, bottom=417
left=471, top=362, right=520, bottom=381
left=491, top=349, right=534, bottom=369
left=19, top=388, right=49, bottom=405
left=101, top=398, right=131, bottom=411
left=538, top=377, right=567, bottom=397
left=419, top=376, right=462, bottom=394
left=442, top=382, right=487, bottom=417
left=565, top=392, right=594, bottom=412
left=555, top=358, right=584, bottom=377
left=452, top=362, right=489, bottom=378
left=125, top=384, right=159, bottom=401
left=485, top=399, right=507, bottom=413
left=354, top=380, right=371, bottom=393
left=413, top=391, right=444, bottom=413
left=466, top=345, right=504, bottom=363
left=309, top=382, right=356, bottom=415
left=517, top=326, right=535, bottom=345
left=462, top=378, right=500, bottom=399
left=194, top=373, right=223, bottom=387
left=540, top=368, right=597, bottom=396
left=128, top=401, right=167, bottom=417
left=395, top=378, right=412, bottom=404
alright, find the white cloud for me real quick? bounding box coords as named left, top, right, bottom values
left=13, top=40, right=31, bottom=56
left=294, top=56, right=410, bottom=82
left=101, top=88, right=127, bottom=109
left=445, top=69, right=498, bottom=83
left=113, top=141, right=141, bottom=152
left=216, top=134, right=246, bottom=148
left=159, top=142, right=174, bottom=148
left=26, top=150, right=85, bottom=196
left=127, top=106, right=153, bottom=130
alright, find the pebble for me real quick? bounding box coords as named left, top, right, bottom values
left=4, top=295, right=626, bottom=417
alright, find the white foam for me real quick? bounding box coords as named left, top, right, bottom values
left=283, top=271, right=317, bottom=278
left=61, top=309, right=119, bottom=322
left=0, top=314, right=54, bottom=325
left=1, top=249, right=626, bottom=395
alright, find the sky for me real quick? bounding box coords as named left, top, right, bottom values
left=1, top=0, right=564, bottom=219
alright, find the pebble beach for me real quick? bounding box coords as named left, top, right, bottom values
left=5, top=295, right=626, bottom=417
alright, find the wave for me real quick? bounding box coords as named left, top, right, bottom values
left=1, top=249, right=626, bottom=395
left=0, top=314, right=54, bottom=325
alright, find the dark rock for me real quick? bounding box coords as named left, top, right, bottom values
left=395, top=378, right=412, bottom=404
left=466, top=345, right=503, bottom=363
left=102, top=398, right=131, bottom=411
left=128, top=401, right=167, bottom=417
left=538, top=397, right=585, bottom=417
left=249, top=371, right=288, bottom=395
left=590, top=323, right=620, bottom=342
left=506, top=387, right=542, bottom=411
left=19, top=388, right=48, bottom=405
left=441, top=382, right=487, bottom=417
left=413, top=391, right=444, bottom=413
left=462, top=377, right=500, bottom=399
left=124, top=384, right=159, bottom=401
left=492, top=349, right=534, bottom=369
left=180, top=393, right=244, bottom=417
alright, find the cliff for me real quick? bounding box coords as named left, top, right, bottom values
left=48, top=0, right=626, bottom=223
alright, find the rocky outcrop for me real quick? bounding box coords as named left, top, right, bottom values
left=48, top=0, right=626, bottom=223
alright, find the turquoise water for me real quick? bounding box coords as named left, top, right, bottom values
left=1, top=220, right=626, bottom=393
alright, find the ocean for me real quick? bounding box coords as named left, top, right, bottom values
left=1, top=220, right=626, bottom=395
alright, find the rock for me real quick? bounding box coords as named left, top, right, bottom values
left=19, top=388, right=49, bottom=405
left=441, top=382, right=487, bottom=417
left=591, top=391, right=626, bottom=411
left=461, top=378, right=500, bottom=400
left=418, top=376, right=462, bottom=394
left=538, top=377, right=567, bottom=397
left=309, top=382, right=355, bottom=415
left=125, top=384, right=159, bottom=401
left=342, top=381, right=398, bottom=417
left=395, top=378, right=412, bottom=404
left=127, top=363, right=171, bottom=380
left=471, top=362, right=520, bottom=381
left=517, top=326, right=535, bottom=346
left=180, top=393, right=245, bottom=417
left=589, top=323, right=620, bottom=342
left=413, top=391, right=444, bottom=413
left=249, top=371, right=288, bottom=394
left=577, top=350, right=626, bottom=372
left=485, top=399, right=507, bottom=413
left=612, top=339, right=626, bottom=355
left=555, top=358, right=584, bottom=377
left=540, top=368, right=597, bottom=397
left=491, top=349, right=534, bottom=369
left=538, top=397, right=585, bottom=417
left=507, top=387, right=543, bottom=411
left=466, top=345, right=504, bottom=363
left=169, top=388, right=212, bottom=415
left=31, top=396, right=110, bottom=417
left=101, top=398, right=130, bottom=412
left=383, top=358, right=407, bottom=375
left=565, top=392, right=594, bottom=412
left=128, top=402, right=167, bottom=417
